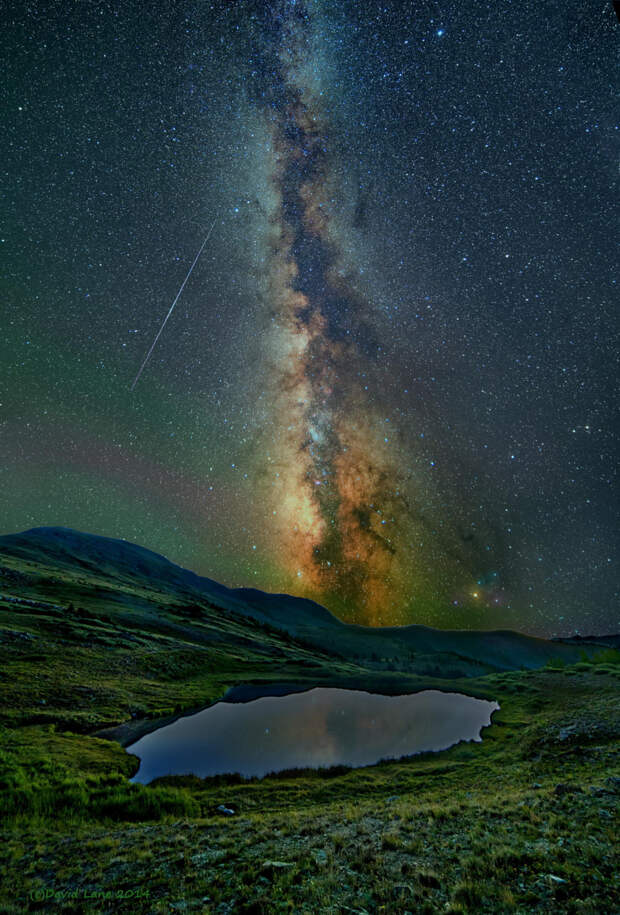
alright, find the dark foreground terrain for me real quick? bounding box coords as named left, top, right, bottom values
left=0, top=528, right=618, bottom=913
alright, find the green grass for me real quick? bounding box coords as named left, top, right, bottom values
left=0, top=551, right=618, bottom=913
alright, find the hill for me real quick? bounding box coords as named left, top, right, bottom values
left=0, top=526, right=604, bottom=678
left=0, top=526, right=618, bottom=913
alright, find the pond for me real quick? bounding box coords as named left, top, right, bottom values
left=128, top=687, right=498, bottom=783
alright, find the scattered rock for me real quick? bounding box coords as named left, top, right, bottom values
left=216, top=804, right=236, bottom=816
left=261, top=860, right=294, bottom=871
left=532, top=783, right=543, bottom=790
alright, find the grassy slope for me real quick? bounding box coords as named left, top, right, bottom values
left=0, top=527, right=605, bottom=675
left=0, top=543, right=618, bottom=913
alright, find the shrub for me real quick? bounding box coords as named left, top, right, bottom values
left=90, top=784, right=198, bottom=821
left=592, top=648, right=620, bottom=666
left=453, top=880, right=483, bottom=907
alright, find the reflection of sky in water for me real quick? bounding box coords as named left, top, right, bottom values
left=129, top=688, right=499, bottom=784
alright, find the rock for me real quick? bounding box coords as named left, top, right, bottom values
left=216, top=804, right=236, bottom=816
left=387, top=795, right=400, bottom=802
left=261, top=860, right=294, bottom=870
left=531, top=783, right=543, bottom=790
left=312, top=849, right=328, bottom=865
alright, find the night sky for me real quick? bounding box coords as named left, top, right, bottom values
left=2, top=1, right=618, bottom=635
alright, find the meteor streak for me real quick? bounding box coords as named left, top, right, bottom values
left=130, top=220, right=216, bottom=391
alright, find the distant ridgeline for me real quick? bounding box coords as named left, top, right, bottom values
left=0, top=526, right=614, bottom=678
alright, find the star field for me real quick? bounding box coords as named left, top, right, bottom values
left=1, top=0, right=618, bottom=635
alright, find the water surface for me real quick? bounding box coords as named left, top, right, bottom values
left=129, top=687, right=498, bottom=783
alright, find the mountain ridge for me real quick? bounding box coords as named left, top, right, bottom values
left=0, top=526, right=611, bottom=674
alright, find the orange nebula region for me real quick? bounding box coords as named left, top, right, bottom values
left=254, top=16, right=413, bottom=623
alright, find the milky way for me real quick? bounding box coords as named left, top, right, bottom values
left=2, top=0, right=618, bottom=634
left=245, top=3, right=497, bottom=624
